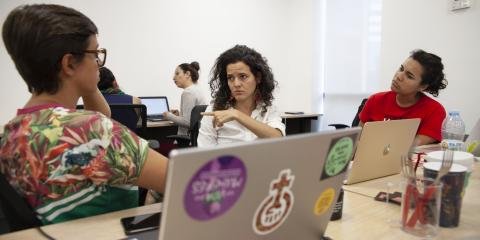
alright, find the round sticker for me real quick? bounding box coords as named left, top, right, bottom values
left=314, top=188, right=335, bottom=216
left=184, top=155, right=247, bottom=221
left=324, top=137, right=354, bottom=177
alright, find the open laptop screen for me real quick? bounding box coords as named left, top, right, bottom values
left=140, top=96, right=169, bottom=117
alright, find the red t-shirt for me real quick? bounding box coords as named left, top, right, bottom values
left=359, top=91, right=445, bottom=142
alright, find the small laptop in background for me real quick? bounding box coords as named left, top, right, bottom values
left=466, top=118, right=480, bottom=156
left=158, top=128, right=360, bottom=240
left=344, top=118, right=420, bottom=185
left=139, top=96, right=169, bottom=121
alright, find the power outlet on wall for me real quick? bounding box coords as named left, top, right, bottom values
left=450, top=0, right=472, bottom=11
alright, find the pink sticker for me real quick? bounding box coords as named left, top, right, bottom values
left=184, top=155, right=247, bottom=221
left=252, top=169, right=295, bottom=235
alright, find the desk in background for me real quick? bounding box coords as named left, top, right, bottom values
left=144, top=120, right=177, bottom=139
left=2, top=162, right=477, bottom=239
left=282, top=113, right=321, bottom=135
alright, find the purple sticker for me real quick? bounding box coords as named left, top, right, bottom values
left=184, top=155, right=247, bottom=221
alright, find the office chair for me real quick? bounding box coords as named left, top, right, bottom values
left=0, top=173, right=42, bottom=233
left=77, top=104, right=147, bottom=136
left=166, top=104, right=208, bottom=148
left=328, top=98, right=368, bottom=129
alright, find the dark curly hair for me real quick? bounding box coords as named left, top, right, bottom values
left=178, top=61, right=200, bottom=83
left=410, top=49, right=447, bottom=97
left=209, top=45, right=277, bottom=114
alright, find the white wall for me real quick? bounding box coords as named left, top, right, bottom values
left=0, top=0, right=314, bottom=126
left=381, top=0, right=480, bottom=132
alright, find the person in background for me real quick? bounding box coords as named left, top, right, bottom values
left=163, top=61, right=207, bottom=135
left=359, top=49, right=447, bottom=146
left=197, top=45, right=285, bottom=147
left=98, top=66, right=142, bottom=105
left=0, top=4, right=167, bottom=224
left=98, top=66, right=143, bottom=131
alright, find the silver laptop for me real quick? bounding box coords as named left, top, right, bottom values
left=344, top=119, right=420, bottom=185
left=159, top=128, right=360, bottom=240
left=466, top=118, right=480, bottom=156
left=139, top=96, right=169, bottom=121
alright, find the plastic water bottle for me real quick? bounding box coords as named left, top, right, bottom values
left=442, top=111, right=466, bottom=140
left=441, top=111, right=466, bottom=150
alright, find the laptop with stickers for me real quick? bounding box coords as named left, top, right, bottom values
left=157, top=128, right=360, bottom=240
left=344, top=118, right=420, bottom=185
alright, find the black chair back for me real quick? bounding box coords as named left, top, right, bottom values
left=328, top=98, right=368, bottom=129
left=189, top=105, right=208, bottom=147
left=351, top=98, right=368, bottom=127
left=0, top=173, right=42, bottom=232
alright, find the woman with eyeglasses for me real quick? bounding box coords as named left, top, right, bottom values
left=359, top=49, right=447, bottom=146
left=163, top=61, right=207, bottom=135
left=197, top=45, right=285, bottom=147
left=0, top=4, right=167, bottom=224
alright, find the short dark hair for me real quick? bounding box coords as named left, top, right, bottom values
left=98, top=67, right=116, bottom=91
left=2, top=4, right=98, bottom=94
left=410, top=49, right=447, bottom=97
left=209, top=45, right=277, bottom=114
left=178, top=61, right=200, bottom=83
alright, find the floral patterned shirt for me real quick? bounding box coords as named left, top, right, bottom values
left=0, top=104, right=149, bottom=224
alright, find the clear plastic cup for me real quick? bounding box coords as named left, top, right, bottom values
left=401, top=176, right=442, bottom=238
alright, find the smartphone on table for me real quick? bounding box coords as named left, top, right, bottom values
left=120, top=212, right=161, bottom=235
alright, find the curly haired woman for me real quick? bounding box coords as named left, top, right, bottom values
left=198, top=45, right=285, bottom=146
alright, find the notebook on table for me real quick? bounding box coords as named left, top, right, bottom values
left=139, top=96, right=169, bottom=121
left=344, top=118, right=420, bottom=185
left=155, top=128, right=360, bottom=239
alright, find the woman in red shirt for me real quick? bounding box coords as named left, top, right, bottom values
left=359, top=49, right=447, bottom=146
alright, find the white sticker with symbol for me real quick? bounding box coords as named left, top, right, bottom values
left=252, top=169, right=295, bottom=235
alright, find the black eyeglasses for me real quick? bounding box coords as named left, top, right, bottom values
left=72, top=48, right=107, bottom=67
